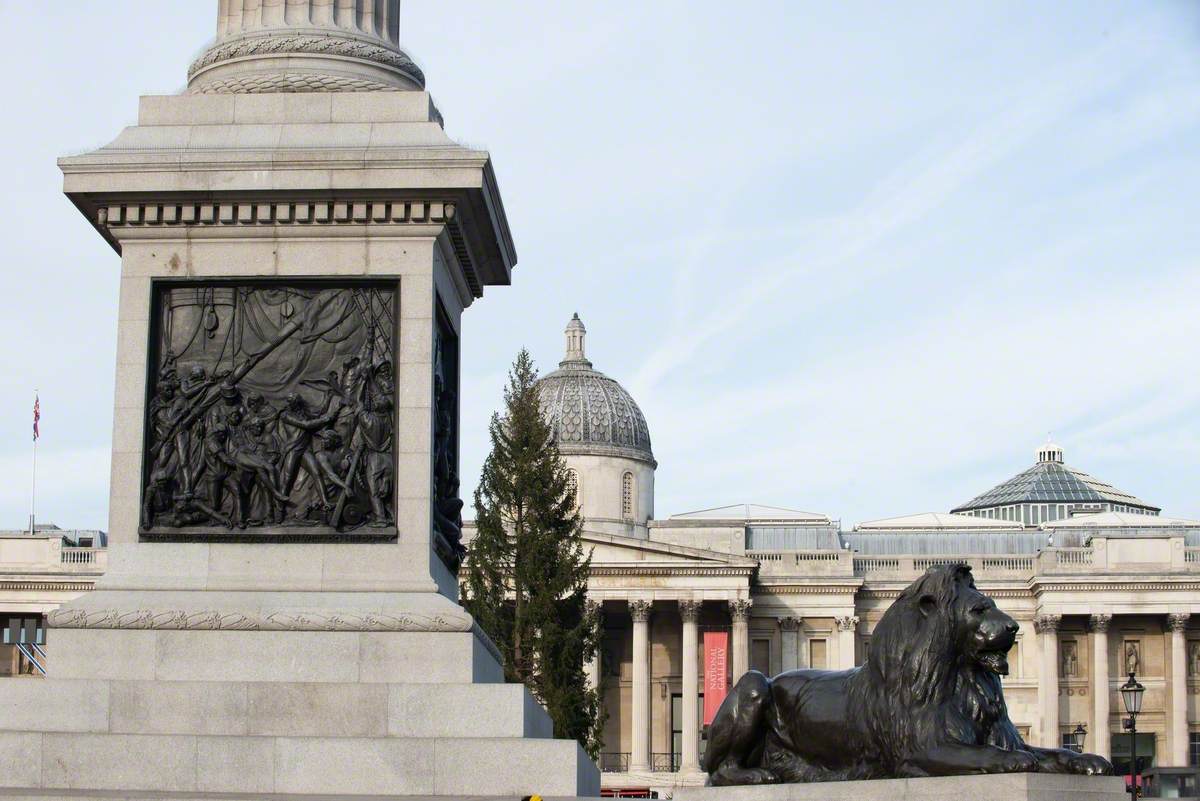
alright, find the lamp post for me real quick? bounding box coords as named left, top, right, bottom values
left=1068, top=722, right=1088, bottom=754
left=1121, top=672, right=1145, bottom=801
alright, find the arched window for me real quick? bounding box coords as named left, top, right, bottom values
left=565, top=469, right=580, bottom=509
left=621, top=472, right=634, bottom=520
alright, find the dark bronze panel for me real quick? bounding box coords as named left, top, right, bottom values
left=139, top=280, right=399, bottom=542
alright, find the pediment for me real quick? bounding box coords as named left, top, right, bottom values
left=583, top=530, right=755, bottom=567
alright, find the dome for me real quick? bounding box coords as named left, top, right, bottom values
left=536, top=315, right=655, bottom=465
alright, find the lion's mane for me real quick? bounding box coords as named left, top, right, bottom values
left=848, top=563, right=1022, bottom=777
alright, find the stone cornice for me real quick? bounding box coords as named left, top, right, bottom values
left=100, top=199, right=454, bottom=229
left=94, top=198, right=484, bottom=298
left=858, top=587, right=1031, bottom=601
left=0, top=580, right=97, bottom=592
left=758, top=584, right=860, bottom=596
left=1033, top=580, right=1200, bottom=594
left=589, top=565, right=755, bottom=578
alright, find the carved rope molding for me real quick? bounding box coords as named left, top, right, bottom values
left=188, top=33, right=425, bottom=86
left=46, top=607, right=474, bottom=632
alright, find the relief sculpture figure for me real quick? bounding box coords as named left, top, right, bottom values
left=139, top=284, right=400, bottom=539
left=703, top=564, right=1113, bottom=785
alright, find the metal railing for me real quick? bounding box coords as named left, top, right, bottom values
left=599, top=752, right=630, bottom=773
left=650, top=752, right=679, bottom=773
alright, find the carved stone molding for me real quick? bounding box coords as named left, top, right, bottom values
left=1089, top=613, right=1113, bottom=633
left=628, top=599, right=652, bottom=623
left=728, top=599, right=753, bottom=622
left=778, top=615, right=802, bottom=632
left=1034, top=614, right=1062, bottom=634
left=678, top=600, right=702, bottom=623
left=590, top=565, right=756, bottom=578
left=46, top=607, right=474, bottom=633
left=100, top=200, right=455, bottom=229
left=188, top=33, right=424, bottom=89
left=836, top=615, right=860, bottom=632
left=1168, top=613, right=1191, bottom=633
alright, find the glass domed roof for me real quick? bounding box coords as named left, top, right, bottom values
left=536, top=315, right=655, bottom=465
left=951, top=443, right=1158, bottom=514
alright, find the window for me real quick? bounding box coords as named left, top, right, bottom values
left=751, top=638, right=771, bottom=674
left=621, top=472, right=634, bottom=520
left=809, top=638, right=828, bottom=669
left=1191, top=732, right=1200, bottom=767
left=565, top=469, right=580, bottom=508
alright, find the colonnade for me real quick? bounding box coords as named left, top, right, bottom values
left=1036, top=612, right=1192, bottom=764
left=592, top=598, right=863, bottom=775
left=591, top=598, right=754, bottom=774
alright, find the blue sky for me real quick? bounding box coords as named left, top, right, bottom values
left=0, top=1, right=1197, bottom=530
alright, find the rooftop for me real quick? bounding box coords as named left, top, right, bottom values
left=670, top=504, right=831, bottom=524
left=951, top=442, right=1158, bottom=514
left=855, top=512, right=1024, bottom=531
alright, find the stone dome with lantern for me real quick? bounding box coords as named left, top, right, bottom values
left=535, top=315, right=656, bottom=536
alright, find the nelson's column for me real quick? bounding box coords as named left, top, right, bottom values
left=0, top=2, right=599, bottom=797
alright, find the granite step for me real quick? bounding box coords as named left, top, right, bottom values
left=0, top=732, right=599, bottom=798
left=0, top=679, right=552, bottom=740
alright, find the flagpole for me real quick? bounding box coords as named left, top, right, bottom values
left=29, top=390, right=38, bottom=535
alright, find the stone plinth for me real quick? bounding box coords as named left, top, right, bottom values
left=675, top=774, right=1127, bottom=801
left=0, top=2, right=598, bottom=797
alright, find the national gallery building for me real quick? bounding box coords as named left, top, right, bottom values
left=524, top=316, right=1200, bottom=795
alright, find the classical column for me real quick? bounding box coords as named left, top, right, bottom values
left=679, top=600, right=702, bottom=774
left=1169, top=614, right=1190, bottom=766
left=629, top=599, right=652, bottom=772
left=836, top=616, right=859, bottom=669
left=1036, top=615, right=1062, bottom=748
left=585, top=599, right=602, bottom=696
left=779, top=616, right=802, bottom=673
left=729, top=600, right=752, bottom=682
left=1090, top=614, right=1112, bottom=760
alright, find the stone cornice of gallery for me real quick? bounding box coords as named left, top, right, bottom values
left=1030, top=576, right=1200, bottom=596
left=0, top=579, right=97, bottom=592
left=852, top=578, right=1031, bottom=601
left=588, top=563, right=755, bottom=578
left=857, top=586, right=1033, bottom=602
left=754, top=578, right=862, bottom=596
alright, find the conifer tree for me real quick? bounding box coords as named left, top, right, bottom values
left=463, top=349, right=603, bottom=757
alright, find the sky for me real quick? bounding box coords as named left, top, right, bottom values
left=0, top=1, right=1197, bottom=531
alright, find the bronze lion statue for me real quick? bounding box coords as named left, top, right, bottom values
left=704, top=563, right=1112, bottom=784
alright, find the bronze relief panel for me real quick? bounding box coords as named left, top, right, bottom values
left=139, top=281, right=399, bottom=542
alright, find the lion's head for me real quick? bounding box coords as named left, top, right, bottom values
left=858, top=564, right=1019, bottom=763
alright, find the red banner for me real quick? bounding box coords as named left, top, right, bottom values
left=703, top=631, right=729, bottom=725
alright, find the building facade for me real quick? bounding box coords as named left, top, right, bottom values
left=0, top=525, right=107, bottom=677
left=523, top=316, right=1200, bottom=795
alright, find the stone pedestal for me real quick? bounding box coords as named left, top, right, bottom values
left=0, top=3, right=598, bottom=798
left=675, top=774, right=1127, bottom=801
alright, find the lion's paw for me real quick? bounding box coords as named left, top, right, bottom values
left=996, top=750, right=1040, bottom=773
left=1068, top=754, right=1113, bottom=776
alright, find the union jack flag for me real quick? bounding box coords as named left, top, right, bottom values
left=32, top=395, right=39, bottom=442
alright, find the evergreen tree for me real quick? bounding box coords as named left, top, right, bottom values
left=463, top=349, right=604, bottom=757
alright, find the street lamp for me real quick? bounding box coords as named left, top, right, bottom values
left=1121, top=672, right=1145, bottom=800
left=1067, top=722, right=1087, bottom=754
